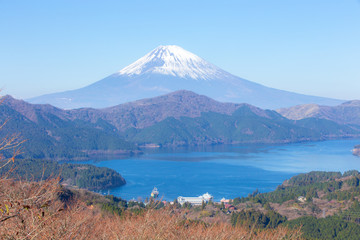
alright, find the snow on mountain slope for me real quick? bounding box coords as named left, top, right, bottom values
left=118, top=45, right=230, bottom=80
left=28, top=45, right=344, bottom=109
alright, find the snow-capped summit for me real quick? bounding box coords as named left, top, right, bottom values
left=118, top=45, right=229, bottom=80
left=28, top=45, right=343, bottom=109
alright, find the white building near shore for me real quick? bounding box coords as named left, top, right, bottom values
left=177, top=193, right=213, bottom=206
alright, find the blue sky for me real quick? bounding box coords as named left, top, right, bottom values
left=1, top=0, right=359, bottom=100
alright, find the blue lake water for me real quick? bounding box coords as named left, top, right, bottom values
left=77, top=139, right=360, bottom=202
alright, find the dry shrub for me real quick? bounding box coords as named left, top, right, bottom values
left=0, top=177, right=101, bottom=239
left=97, top=209, right=302, bottom=240
left=0, top=176, right=302, bottom=239
left=0, top=178, right=61, bottom=239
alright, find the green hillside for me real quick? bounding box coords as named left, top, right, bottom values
left=125, top=106, right=359, bottom=146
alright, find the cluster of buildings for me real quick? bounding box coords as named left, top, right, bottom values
left=177, top=192, right=214, bottom=206
left=149, top=188, right=236, bottom=211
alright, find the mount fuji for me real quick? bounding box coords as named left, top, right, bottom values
left=29, top=45, right=343, bottom=109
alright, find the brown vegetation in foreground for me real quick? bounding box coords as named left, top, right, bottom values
left=0, top=177, right=302, bottom=240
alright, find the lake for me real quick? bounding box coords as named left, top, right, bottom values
left=78, top=139, right=360, bottom=202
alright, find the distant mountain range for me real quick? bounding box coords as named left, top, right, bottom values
left=277, top=100, right=360, bottom=125
left=28, top=45, right=343, bottom=109
left=2, top=91, right=359, bottom=159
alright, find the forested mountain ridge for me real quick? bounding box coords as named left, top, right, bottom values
left=66, top=90, right=249, bottom=131
left=3, top=91, right=271, bottom=131
left=123, top=106, right=360, bottom=146
left=2, top=92, right=360, bottom=159
left=0, top=96, right=138, bottom=160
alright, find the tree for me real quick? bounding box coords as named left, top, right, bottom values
left=0, top=94, right=61, bottom=232
left=220, top=201, right=225, bottom=210
left=0, top=117, right=24, bottom=171
left=201, top=200, right=206, bottom=210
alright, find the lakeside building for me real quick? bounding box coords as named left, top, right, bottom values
left=177, top=193, right=213, bottom=206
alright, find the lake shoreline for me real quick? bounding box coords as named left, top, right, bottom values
left=75, top=139, right=360, bottom=202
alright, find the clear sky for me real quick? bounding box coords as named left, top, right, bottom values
left=1, top=0, right=359, bottom=100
